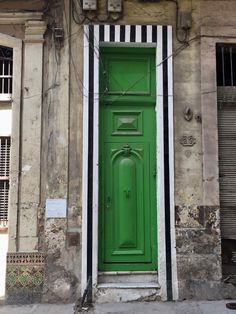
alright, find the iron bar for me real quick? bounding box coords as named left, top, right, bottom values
left=217, top=44, right=236, bottom=87
left=230, top=47, right=234, bottom=86
left=222, top=46, right=225, bottom=86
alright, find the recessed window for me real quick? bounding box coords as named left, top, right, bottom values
left=216, top=44, right=236, bottom=86
left=0, top=46, right=13, bottom=101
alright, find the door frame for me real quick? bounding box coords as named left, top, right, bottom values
left=81, top=25, right=178, bottom=301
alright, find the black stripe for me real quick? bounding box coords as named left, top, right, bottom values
left=110, top=25, right=115, bottom=42
left=141, top=25, right=147, bottom=42
left=99, top=24, right=104, bottom=42
left=130, top=25, right=135, bottom=42
left=87, top=25, right=94, bottom=304
left=120, top=25, right=125, bottom=42
left=152, top=25, right=157, bottom=43
left=163, top=26, right=173, bottom=301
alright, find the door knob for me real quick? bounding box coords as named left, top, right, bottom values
left=106, top=196, right=111, bottom=208
left=124, top=190, right=130, bottom=198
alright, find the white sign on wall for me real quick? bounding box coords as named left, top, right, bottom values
left=45, top=199, right=67, bottom=218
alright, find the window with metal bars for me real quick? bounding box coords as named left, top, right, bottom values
left=216, top=44, right=236, bottom=86
left=0, top=136, right=10, bottom=228
left=217, top=43, right=236, bottom=276
left=0, top=46, right=13, bottom=101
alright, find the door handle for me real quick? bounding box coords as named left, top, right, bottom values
left=153, top=168, right=157, bottom=178
left=124, top=190, right=130, bottom=198
left=106, top=196, right=111, bottom=208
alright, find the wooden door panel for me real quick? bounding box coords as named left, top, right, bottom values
left=99, top=47, right=157, bottom=271
left=103, top=56, right=151, bottom=95
left=112, top=111, right=143, bottom=136
left=104, top=142, right=151, bottom=263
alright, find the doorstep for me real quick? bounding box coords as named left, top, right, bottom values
left=95, top=271, right=161, bottom=303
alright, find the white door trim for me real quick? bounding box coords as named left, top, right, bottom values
left=82, top=25, right=178, bottom=301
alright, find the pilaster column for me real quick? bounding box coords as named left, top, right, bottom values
left=18, top=20, right=46, bottom=251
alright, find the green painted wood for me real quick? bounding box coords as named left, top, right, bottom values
left=118, top=155, right=137, bottom=249
left=99, top=47, right=157, bottom=271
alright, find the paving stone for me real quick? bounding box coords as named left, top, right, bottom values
left=1, top=300, right=236, bottom=314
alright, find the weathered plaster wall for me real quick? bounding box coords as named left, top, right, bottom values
left=0, top=0, right=46, bottom=11
left=40, top=0, right=81, bottom=303
left=39, top=0, right=178, bottom=303
left=0, top=25, right=24, bottom=39
left=4, top=0, right=236, bottom=303
left=40, top=0, right=236, bottom=302
left=2, top=12, right=47, bottom=303
left=174, top=0, right=236, bottom=300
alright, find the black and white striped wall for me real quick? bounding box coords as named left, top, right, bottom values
left=81, top=24, right=178, bottom=301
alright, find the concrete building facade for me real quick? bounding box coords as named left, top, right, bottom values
left=0, top=0, right=236, bottom=305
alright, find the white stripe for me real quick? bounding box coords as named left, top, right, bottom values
left=147, top=25, right=152, bottom=43
left=115, top=25, right=120, bottom=42
left=81, top=24, right=89, bottom=295
left=135, top=25, right=141, bottom=43
left=167, top=25, right=178, bottom=301
left=93, top=25, right=99, bottom=51
left=156, top=25, right=167, bottom=301
left=125, top=25, right=130, bottom=42
left=92, top=25, right=99, bottom=289
left=104, top=24, right=110, bottom=42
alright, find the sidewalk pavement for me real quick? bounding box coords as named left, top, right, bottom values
left=1, top=300, right=236, bottom=314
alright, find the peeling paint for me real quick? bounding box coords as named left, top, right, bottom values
left=22, top=165, right=32, bottom=172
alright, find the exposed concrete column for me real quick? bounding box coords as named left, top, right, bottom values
left=18, top=20, right=47, bottom=251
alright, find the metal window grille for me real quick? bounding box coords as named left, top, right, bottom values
left=218, top=91, right=236, bottom=239
left=0, top=46, right=13, bottom=101
left=217, top=44, right=236, bottom=87
left=0, top=136, right=10, bottom=228
left=217, top=44, right=236, bottom=240
left=217, top=44, right=236, bottom=275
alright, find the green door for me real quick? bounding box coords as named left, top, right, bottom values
left=99, top=47, right=157, bottom=271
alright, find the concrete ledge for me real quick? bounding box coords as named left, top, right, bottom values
left=95, top=286, right=161, bottom=303
left=97, top=283, right=160, bottom=289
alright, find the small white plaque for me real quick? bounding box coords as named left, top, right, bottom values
left=45, top=199, right=67, bottom=218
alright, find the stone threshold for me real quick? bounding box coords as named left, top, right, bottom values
left=97, top=271, right=160, bottom=288
left=98, top=271, right=157, bottom=275
left=97, top=282, right=160, bottom=289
